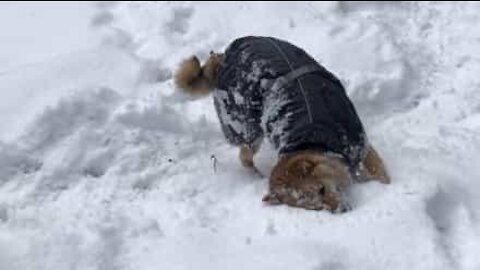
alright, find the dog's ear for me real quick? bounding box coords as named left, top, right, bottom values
left=262, top=192, right=282, bottom=205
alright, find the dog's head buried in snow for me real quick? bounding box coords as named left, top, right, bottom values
left=263, top=151, right=353, bottom=212
left=174, top=36, right=390, bottom=213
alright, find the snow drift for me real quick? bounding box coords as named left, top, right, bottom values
left=1, top=2, right=480, bottom=270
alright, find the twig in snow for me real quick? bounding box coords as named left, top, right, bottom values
left=210, top=154, right=217, bottom=173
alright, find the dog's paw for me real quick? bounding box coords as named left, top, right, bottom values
left=262, top=193, right=282, bottom=205
left=334, top=201, right=352, bottom=214
left=321, top=193, right=352, bottom=214
left=322, top=201, right=351, bottom=214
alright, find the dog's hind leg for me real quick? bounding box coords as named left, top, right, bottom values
left=239, top=144, right=263, bottom=177
left=363, top=146, right=391, bottom=184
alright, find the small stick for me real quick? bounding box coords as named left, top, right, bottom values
left=210, top=154, right=217, bottom=173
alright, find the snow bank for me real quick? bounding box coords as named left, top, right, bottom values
left=1, top=2, right=480, bottom=270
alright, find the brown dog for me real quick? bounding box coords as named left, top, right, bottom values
left=174, top=38, right=390, bottom=212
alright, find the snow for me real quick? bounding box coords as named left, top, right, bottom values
left=1, top=1, right=480, bottom=270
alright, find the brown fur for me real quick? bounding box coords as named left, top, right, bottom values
left=174, top=52, right=223, bottom=97
left=364, top=146, right=390, bottom=183
left=239, top=144, right=262, bottom=176
left=262, top=146, right=390, bottom=212
left=263, top=151, right=351, bottom=212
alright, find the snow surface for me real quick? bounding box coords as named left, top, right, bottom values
left=1, top=2, right=480, bottom=270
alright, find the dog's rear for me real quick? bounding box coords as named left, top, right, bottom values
left=174, top=53, right=223, bottom=97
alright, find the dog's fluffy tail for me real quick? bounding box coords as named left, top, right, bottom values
left=174, top=56, right=213, bottom=97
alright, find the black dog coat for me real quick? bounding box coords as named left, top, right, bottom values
left=214, top=36, right=368, bottom=168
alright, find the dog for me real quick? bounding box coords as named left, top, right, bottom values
left=174, top=36, right=390, bottom=212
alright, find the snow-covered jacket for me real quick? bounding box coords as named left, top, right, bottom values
left=214, top=36, right=368, bottom=167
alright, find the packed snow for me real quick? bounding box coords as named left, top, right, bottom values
left=1, top=2, right=480, bottom=270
